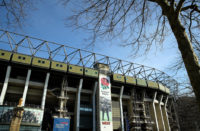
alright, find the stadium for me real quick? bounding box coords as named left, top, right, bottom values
left=0, top=30, right=179, bottom=131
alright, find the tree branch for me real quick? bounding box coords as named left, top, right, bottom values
left=148, top=0, right=170, bottom=15
left=176, top=0, right=185, bottom=17
left=170, top=0, right=175, bottom=9
left=181, top=4, right=200, bottom=13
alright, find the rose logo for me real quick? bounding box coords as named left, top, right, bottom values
left=101, top=78, right=109, bottom=89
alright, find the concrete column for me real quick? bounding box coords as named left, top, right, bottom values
left=74, top=78, right=83, bottom=131
left=163, top=96, right=171, bottom=131
left=159, top=95, right=166, bottom=131
left=22, top=69, right=31, bottom=106
left=92, top=81, right=98, bottom=131
left=152, top=92, right=159, bottom=131
left=119, top=86, right=124, bottom=131
left=0, top=66, right=11, bottom=105
left=41, top=73, right=50, bottom=110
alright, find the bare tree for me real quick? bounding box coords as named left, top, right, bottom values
left=0, top=0, right=34, bottom=28
left=63, top=0, right=200, bottom=109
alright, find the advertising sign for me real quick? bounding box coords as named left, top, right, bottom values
left=99, top=74, right=113, bottom=131
left=53, top=118, right=70, bottom=131
left=0, top=106, right=43, bottom=125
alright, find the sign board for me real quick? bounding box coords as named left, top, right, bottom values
left=99, top=74, right=113, bottom=131
left=53, top=118, right=70, bottom=131
left=0, top=106, right=43, bottom=125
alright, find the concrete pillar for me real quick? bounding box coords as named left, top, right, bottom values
left=92, top=81, right=98, bottom=131
left=0, top=66, right=11, bottom=105
left=74, top=78, right=83, bottom=131
left=119, top=86, right=124, bottom=131
left=155, top=104, right=162, bottom=130
left=159, top=95, right=166, bottom=131
left=41, top=73, right=50, bottom=110
left=152, top=92, right=159, bottom=131
left=162, top=96, right=171, bottom=131
left=22, top=69, right=31, bottom=106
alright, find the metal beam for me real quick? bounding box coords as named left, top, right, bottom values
left=0, top=29, right=179, bottom=96
left=22, top=69, right=31, bottom=106
left=74, top=78, right=83, bottom=131
left=119, top=86, right=124, bottom=131
left=41, top=73, right=50, bottom=109
left=92, top=81, right=98, bottom=131
left=0, top=66, right=11, bottom=105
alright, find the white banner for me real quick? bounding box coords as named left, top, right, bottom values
left=99, top=73, right=113, bottom=131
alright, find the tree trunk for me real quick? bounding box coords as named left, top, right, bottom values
left=167, top=13, right=200, bottom=110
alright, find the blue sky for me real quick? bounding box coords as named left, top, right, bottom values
left=0, top=0, right=181, bottom=76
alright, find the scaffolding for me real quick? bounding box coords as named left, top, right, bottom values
left=129, top=90, right=154, bottom=131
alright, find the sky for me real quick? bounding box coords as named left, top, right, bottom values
left=0, top=0, right=182, bottom=77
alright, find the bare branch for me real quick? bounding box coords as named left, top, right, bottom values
left=181, top=4, right=200, bottom=13
left=0, top=0, right=35, bottom=28
left=176, top=0, right=185, bottom=16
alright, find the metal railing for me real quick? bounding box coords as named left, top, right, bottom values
left=0, top=29, right=179, bottom=95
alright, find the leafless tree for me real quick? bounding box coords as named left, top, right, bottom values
left=169, top=33, right=200, bottom=97
left=63, top=0, right=200, bottom=109
left=0, top=0, right=34, bottom=28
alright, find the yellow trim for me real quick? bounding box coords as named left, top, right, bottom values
left=0, top=50, right=12, bottom=61
left=125, top=76, right=136, bottom=85
left=84, top=68, right=98, bottom=77
left=51, top=61, right=67, bottom=72
left=113, top=74, right=125, bottom=83
left=147, top=81, right=159, bottom=89
left=158, top=83, right=166, bottom=92
left=68, top=65, right=83, bottom=75
left=32, top=57, right=50, bottom=68
left=165, top=87, right=170, bottom=94
left=137, top=78, right=147, bottom=87
left=12, top=53, right=32, bottom=65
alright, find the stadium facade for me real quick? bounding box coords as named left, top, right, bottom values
left=0, top=30, right=179, bottom=131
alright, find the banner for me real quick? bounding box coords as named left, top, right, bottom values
left=0, top=106, right=43, bottom=125
left=53, top=118, right=70, bottom=131
left=99, top=74, right=113, bottom=131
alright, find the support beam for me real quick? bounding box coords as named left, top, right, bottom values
left=0, top=66, right=11, bottom=105
left=41, top=73, right=50, bottom=110
left=92, top=81, right=98, bottom=131
left=152, top=92, right=159, bottom=131
left=119, top=86, right=124, bottom=131
left=159, top=95, right=166, bottom=131
left=22, top=69, right=31, bottom=106
left=163, top=96, right=171, bottom=131
left=74, top=79, right=83, bottom=131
